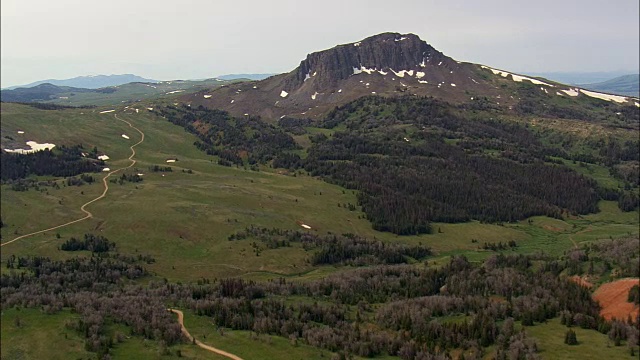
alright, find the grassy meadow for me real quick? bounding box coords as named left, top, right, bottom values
left=1, top=101, right=638, bottom=359
left=1, top=102, right=638, bottom=282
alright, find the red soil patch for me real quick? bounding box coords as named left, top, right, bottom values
left=593, top=278, right=640, bottom=321
left=569, top=275, right=594, bottom=289
left=542, top=225, right=563, bottom=232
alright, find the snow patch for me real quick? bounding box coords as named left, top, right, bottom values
left=438, top=61, right=443, bottom=66
left=230, top=100, right=235, bottom=103
left=203, top=95, right=212, bottom=98
left=147, top=107, right=154, bottom=111
left=579, top=89, right=628, bottom=103
left=165, top=90, right=184, bottom=94
left=304, top=72, right=311, bottom=81
left=451, top=83, right=456, bottom=87
left=394, top=37, right=408, bottom=41
left=311, top=91, right=319, bottom=100
left=100, top=110, right=115, bottom=114
left=416, top=72, right=425, bottom=79
left=98, top=155, right=110, bottom=161
left=17, top=131, right=24, bottom=134
left=280, top=90, right=289, bottom=98
left=353, top=42, right=361, bottom=47
left=404, top=137, right=410, bottom=142
left=121, top=134, right=130, bottom=139
left=481, top=66, right=554, bottom=87
left=4, top=141, right=56, bottom=154
left=166, top=159, right=176, bottom=163
left=419, top=58, right=426, bottom=67
left=102, top=168, right=110, bottom=172
left=378, top=70, right=388, bottom=75
left=418, top=80, right=428, bottom=84
left=391, top=69, right=413, bottom=78
left=300, top=224, right=311, bottom=229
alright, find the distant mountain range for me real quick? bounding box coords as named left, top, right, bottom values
left=523, top=71, right=633, bottom=86
left=3, top=74, right=158, bottom=90
left=1, top=83, right=96, bottom=103
left=579, top=74, right=639, bottom=97
left=215, top=74, right=276, bottom=81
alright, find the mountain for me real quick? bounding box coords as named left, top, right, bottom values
left=215, top=73, right=276, bottom=81
left=186, top=33, right=638, bottom=120
left=4, top=74, right=158, bottom=90
left=579, top=74, right=639, bottom=97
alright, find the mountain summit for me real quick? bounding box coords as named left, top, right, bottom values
left=186, top=32, right=638, bottom=119
left=285, top=32, right=450, bottom=89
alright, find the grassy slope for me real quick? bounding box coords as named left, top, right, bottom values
left=32, top=79, right=234, bottom=107
left=525, top=318, right=636, bottom=359
left=1, top=102, right=638, bottom=281
left=1, top=102, right=638, bottom=359
left=1, top=308, right=89, bottom=360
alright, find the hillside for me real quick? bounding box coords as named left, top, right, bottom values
left=580, top=74, right=640, bottom=97
left=1, top=78, right=235, bottom=106
left=4, top=74, right=158, bottom=90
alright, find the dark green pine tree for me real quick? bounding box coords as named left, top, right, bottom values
left=564, top=329, right=578, bottom=345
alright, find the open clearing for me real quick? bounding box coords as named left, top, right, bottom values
left=593, top=278, right=640, bottom=321
left=1, top=102, right=638, bottom=282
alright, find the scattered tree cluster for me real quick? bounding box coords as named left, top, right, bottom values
left=154, top=105, right=300, bottom=166
left=229, top=226, right=431, bottom=265
left=60, top=233, right=116, bottom=253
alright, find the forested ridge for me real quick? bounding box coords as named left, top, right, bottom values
left=2, top=236, right=638, bottom=359
left=153, top=95, right=637, bottom=235
left=153, top=105, right=299, bottom=167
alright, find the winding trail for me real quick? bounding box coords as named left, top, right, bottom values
left=169, top=309, right=244, bottom=360
left=1, top=114, right=144, bottom=247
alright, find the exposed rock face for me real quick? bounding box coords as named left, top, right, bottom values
left=285, top=33, right=450, bottom=91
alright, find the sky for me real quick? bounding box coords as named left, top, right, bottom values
left=1, top=0, right=639, bottom=87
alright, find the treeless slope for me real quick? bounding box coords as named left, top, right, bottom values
left=593, top=278, right=640, bottom=321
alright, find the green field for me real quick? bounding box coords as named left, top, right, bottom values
left=1, top=102, right=639, bottom=359
left=524, top=318, right=637, bottom=359
left=1, top=102, right=638, bottom=281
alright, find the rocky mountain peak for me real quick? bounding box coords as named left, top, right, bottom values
left=286, top=33, right=451, bottom=90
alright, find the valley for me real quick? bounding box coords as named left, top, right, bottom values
left=1, top=31, right=639, bottom=360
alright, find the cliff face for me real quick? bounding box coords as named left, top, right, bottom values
left=285, top=33, right=451, bottom=90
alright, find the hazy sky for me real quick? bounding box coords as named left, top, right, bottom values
left=2, top=0, right=638, bottom=87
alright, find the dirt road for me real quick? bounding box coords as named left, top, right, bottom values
left=169, top=309, right=244, bottom=360
left=1, top=113, right=144, bottom=247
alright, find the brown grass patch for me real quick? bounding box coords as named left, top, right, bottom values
left=569, top=275, right=594, bottom=289
left=593, top=278, right=640, bottom=321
